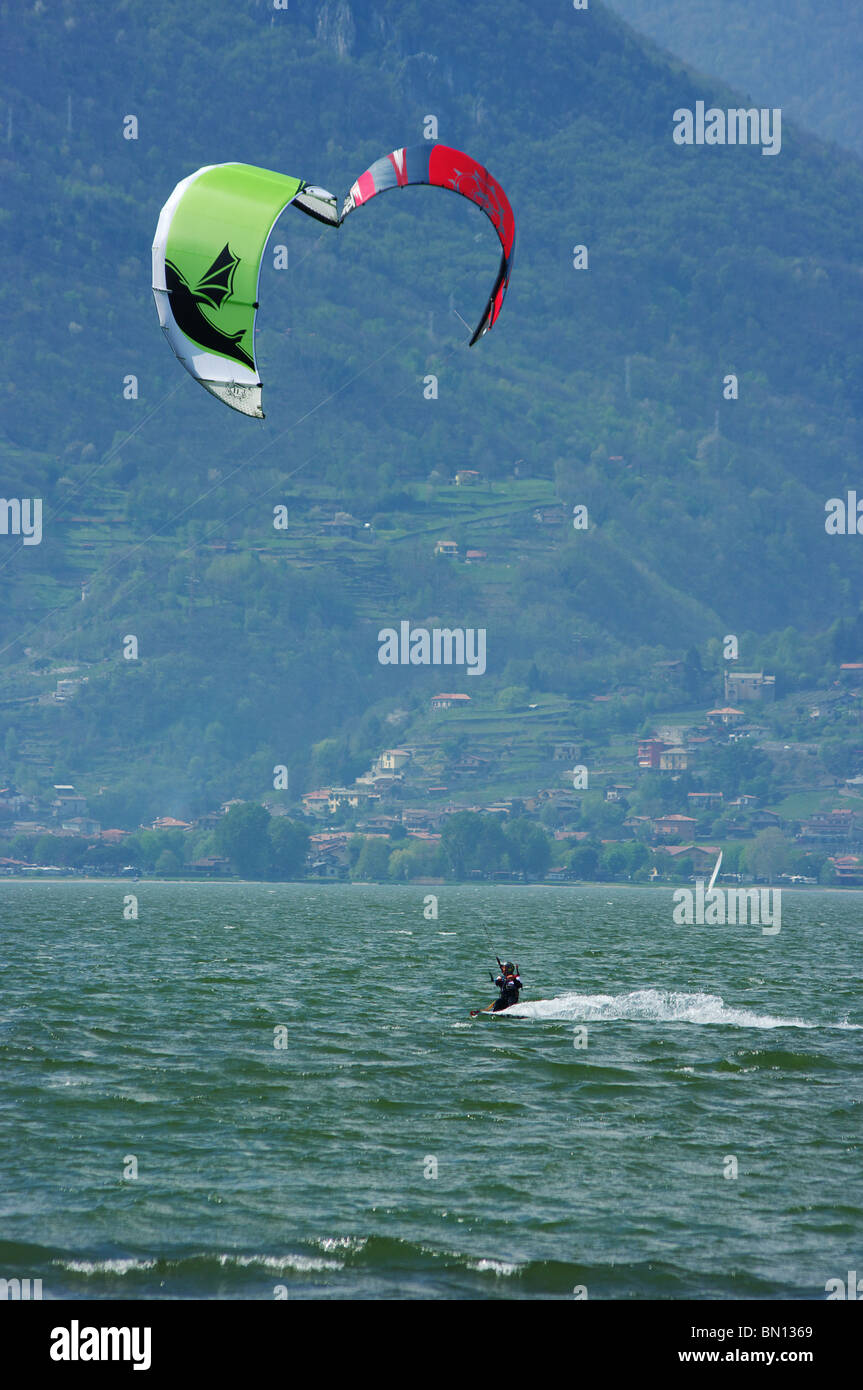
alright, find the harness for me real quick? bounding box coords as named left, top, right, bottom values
left=501, top=969, right=520, bottom=1000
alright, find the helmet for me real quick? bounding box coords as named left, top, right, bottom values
left=504, top=962, right=515, bottom=974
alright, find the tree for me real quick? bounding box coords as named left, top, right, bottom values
left=477, top=818, right=509, bottom=875
left=704, top=740, right=773, bottom=799
left=84, top=839, right=128, bottom=871
left=621, top=840, right=650, bottom=875
left=216, top=802, right=271, bottom=878
left=746, top=829, right=791, bottom=883
left=309, top=737, right=351, bottom=785
left=599, top=845, right=627, bottom=879
left=581, top=798, right=626, bottom=834
left=34, top=834, right=87, bottom=866
left=268, top=818, right=309, bottom=879
left=441, top=811, right=484, bottom=878
left=820, top=737, right=859, bottom=778
left=570, top=844, right=599, bottom=880
left=130, top=829, right=186, bottom=870
left=682, top=646, right=704, bottom=702
left=504, top=818, right=552, bottom=877
left=388, top=840, right=445, bottom=880
left=351, top=837, right=391, bottom=880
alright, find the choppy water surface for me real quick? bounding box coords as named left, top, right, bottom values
left=0, top=881, right=860, bottom=1299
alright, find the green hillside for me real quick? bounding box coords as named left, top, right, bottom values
left=1, top=0, right=863, bottom=825
left=608, top=0, right=863, bottom=157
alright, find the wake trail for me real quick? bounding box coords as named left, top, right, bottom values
left=502, top=988, right=861, bottom=1030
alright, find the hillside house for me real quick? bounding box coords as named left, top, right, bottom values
left=637, top=738, right=667, bottom=769
left=322, top=512, right=363, bottom=538
left=402, top=808, right=447, bottom=831
left=0, top=788, right=29, bottom=813
left=659, top=745, right=690, bottom=772
left=798, top=810, right=854, bottom=844
left=379, top=749, right=411, bottom=772
left=327, top=788, right=380, bottom=813
left=830, top=854, right=863, bottom=884
left=653, top=813, right=697, bottom=838
left=659, top=843, right=721, bottom=873
left=724, top=671, right=776, bottom=703
left=51, top=792, right=87, bottom=817
left=431, top=693, right=471, bottom=711
left=687, top=792, right=724, bottom=810
left=54, top=679, right=82, bottom=702
left=60, top=817, right=101, bottom=837
left=188, top=857, right=231, bottom=876
left=656, top=724, right=689, bottom=745
left=707, top=707, right=744, bottom=727
left=0, top=857, right=32, bottom=874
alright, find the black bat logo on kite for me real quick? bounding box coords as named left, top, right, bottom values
left=193, top=243, right=240, bottom=309
left=165, top=243, right=255, bottom=371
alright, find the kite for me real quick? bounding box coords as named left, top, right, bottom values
left=152, top=162, right=338, bottom=418
left=152, top=146, right=514, bottom=417
left=340, top=143, right=515, bottom=346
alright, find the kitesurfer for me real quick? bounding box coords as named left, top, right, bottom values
left=492, top=962, right=522, bottom=1011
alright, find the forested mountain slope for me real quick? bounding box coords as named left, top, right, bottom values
left=1, top=0, right=861, bottom=822
left=608, top=0, right=863, bottom=157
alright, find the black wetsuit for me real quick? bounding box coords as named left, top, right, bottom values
left=492, top=970, right=522, bottom=1011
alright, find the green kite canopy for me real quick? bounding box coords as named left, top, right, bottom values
left=152, top=163, right=337, bottom=418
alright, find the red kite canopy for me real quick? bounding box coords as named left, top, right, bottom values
left=340, top=143, right=516, bottom=345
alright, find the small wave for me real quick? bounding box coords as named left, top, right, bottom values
left=314, top=1236, right=368, bottom=1255
left=218, top=1252, right=342, bottom=1273
left=717, top=1049, right=841, bottom=1072
left=467, top=1257, right=521, bottom=1276
left=61, top=1257, right=157, bottom=1276
left=506, top=988, right=831, bottom=1029
left=54, top=1250, right=342, bottom=1277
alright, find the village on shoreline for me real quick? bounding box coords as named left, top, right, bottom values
left=5, top=664, right=863, bottom=889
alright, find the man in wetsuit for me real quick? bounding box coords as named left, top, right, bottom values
left=492, top=962, right=523, bottom=1011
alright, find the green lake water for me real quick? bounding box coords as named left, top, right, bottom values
left=0, top=880, right=860, bottom=1299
